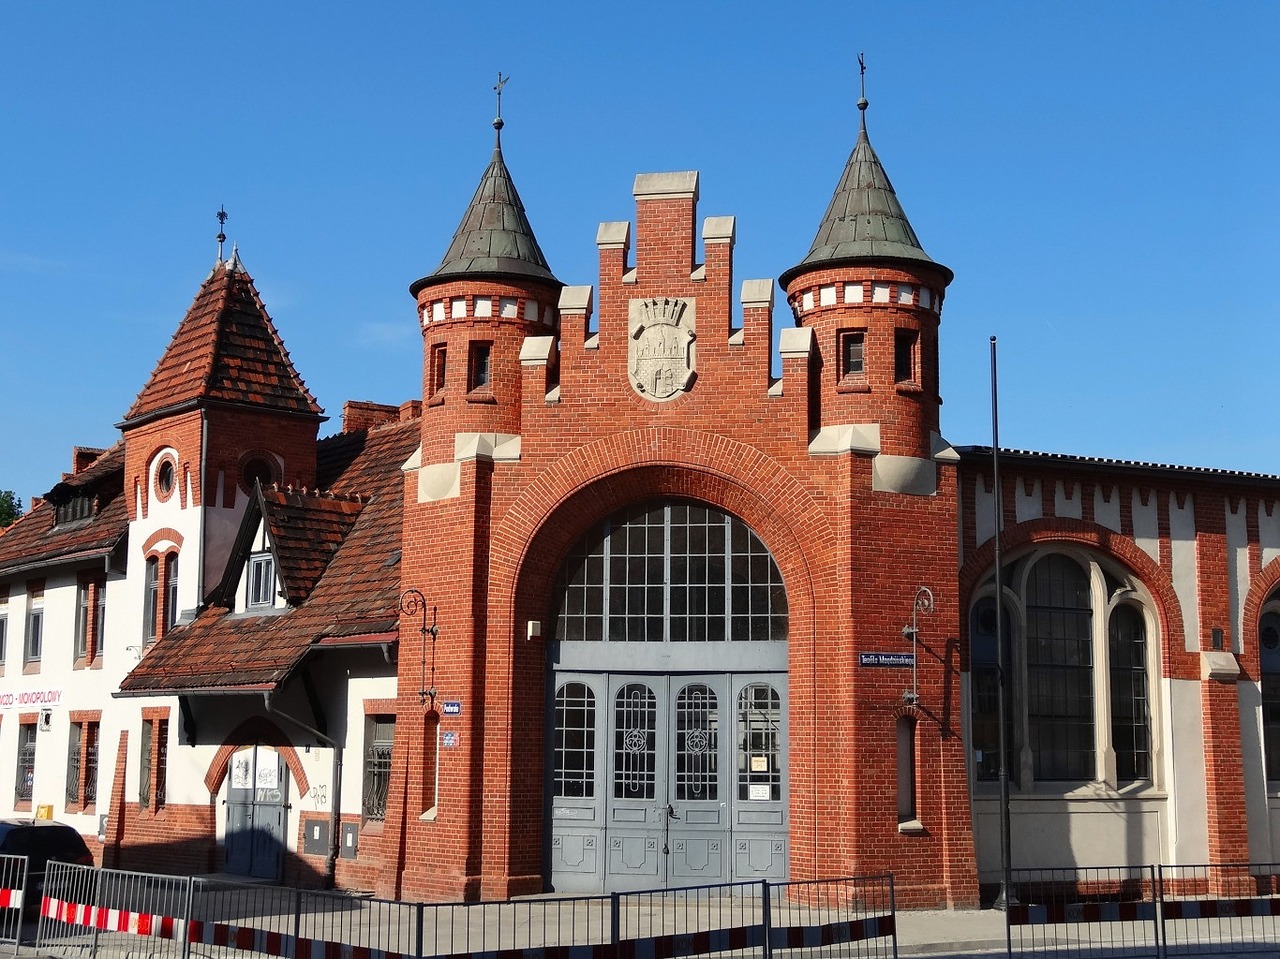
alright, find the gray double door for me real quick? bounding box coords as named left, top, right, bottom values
left=549, top=671, right=787, bottom=892
left=224, top=745, right=288, bottom=881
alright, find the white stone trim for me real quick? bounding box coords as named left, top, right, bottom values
left=633, top=171, right=699, bottom=200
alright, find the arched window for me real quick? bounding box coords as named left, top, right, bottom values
left=554, top=682, right=596, bottom=798
left=1109, top=604, right=1150, bottom=782
left=1260, top=609, right=1280, bottom=782
left=737, top=684, right=782, bottom=801
left=674, top=683, right=718, bottom=801
left=969, top=549, right=1156, bottom=789
left=1025, top=554, right=1094, bottom=781
left=555, top=500, right=787, bottom=644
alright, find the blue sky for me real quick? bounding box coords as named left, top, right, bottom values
left=2, top=2, right=1277, bottom=505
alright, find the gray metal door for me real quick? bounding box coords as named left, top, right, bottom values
left=224, top=745, right=289, bottom=880
left=549, top=672, right=786, bottom=892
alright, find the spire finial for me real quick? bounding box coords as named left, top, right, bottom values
left=857, top=52, right=869, bottom=126
left=216, top=205, right=228, bottom=262
left=493, top=71, right=509, bottom=138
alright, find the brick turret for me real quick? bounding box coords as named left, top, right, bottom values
left=779, top=94, right=953, bottom=486
left=409, top=119, right=563, bottom=465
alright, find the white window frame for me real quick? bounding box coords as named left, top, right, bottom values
left=968, top=545, right=1161, bottom=795
left=248, top=552, right=276, bottom=608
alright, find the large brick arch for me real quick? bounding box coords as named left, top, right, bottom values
left=958, top=517, right=1189, bottom=673
left=1240, top=556, right=1280, bottom=678
left=204, top=715, right=310, bottom=796
left=494, top=428, right=836, bottom=622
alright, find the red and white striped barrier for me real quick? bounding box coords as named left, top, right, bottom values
left=44, top=895, right=412, bottom=959
left=1007, top=900, right=1158, bottom=925
left=0, top=887, right=22, bottom=910
left=1163, top=897, right=1280, bottom=920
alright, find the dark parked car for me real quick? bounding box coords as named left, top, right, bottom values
left=0, top=820, right=93, bottom=917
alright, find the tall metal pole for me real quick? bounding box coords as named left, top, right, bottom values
left=990, top=336, right=1016, bottom=911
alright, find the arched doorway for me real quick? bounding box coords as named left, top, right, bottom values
left=224, top=744, right=289, bottom=881
left=546, top=500, right=789, bottom=892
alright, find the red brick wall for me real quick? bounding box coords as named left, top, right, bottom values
left=381, top=175, right=978, bottom=906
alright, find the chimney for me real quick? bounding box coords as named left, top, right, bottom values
left=342, top=400, right=401, bottom=433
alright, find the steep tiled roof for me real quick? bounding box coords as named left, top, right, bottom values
left=0, top=445, right=127, bottom=578
left=409, top=127, right=559, bottom=295
left=261, top=489, right=364, bottom=603
left=780, top=99, right=951, bottom=288
left=119, top=419, right=420, bottom=694
left=122, top=252, right=323, bottom=426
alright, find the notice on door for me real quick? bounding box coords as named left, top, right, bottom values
left=748, top=784, right=770, bottom=801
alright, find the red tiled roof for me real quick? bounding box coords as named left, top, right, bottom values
left=0, top=445, right=127, bottom=578
left=122, top=254, right=322, bottom=425
left=262, top=489, right=364, bottom=604
left=119, top=419, right=420, bottom=695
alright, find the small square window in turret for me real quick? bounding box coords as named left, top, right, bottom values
left=839, top=330, right=865, bottom=379
left=469, top=342, right=492, bottom=392
left=894, top=329, right=918, bottom=383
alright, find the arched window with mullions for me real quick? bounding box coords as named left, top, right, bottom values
left=555, top=500, right=788, bottom=644
left=1259, top=608, right=1280, bottom=782
left=969, top=549, right=1157, bottom=789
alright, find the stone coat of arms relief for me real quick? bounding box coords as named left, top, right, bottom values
left=628, top=297, right=696, bottom=401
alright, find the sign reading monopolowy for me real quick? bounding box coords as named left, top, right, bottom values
left=0, top=687, right=64, bottom=709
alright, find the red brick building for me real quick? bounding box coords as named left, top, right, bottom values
left=1, top=95, right=1274, bottom=909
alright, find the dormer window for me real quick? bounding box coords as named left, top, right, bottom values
left=55, top=494, right=93, bottom=526
left=248, top=552, right=276, bottom=608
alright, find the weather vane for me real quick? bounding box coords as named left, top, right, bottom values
left=857, top=52, right=868, bottom=115
left=216, top=206, right=228, bottom=262
left=493, top=71, right=509, bottom=132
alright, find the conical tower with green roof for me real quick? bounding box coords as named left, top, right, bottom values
left=410, top=110, right=562, bottom=464
left=780, top=89, right=952, bottom=476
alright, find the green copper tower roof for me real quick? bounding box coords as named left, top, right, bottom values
left=780, top=97, right=951, bottom=287
left=410, top=119, right=559, bottom=296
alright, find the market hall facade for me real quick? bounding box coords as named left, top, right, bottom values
left=0, top=95, right=1275, bottom=908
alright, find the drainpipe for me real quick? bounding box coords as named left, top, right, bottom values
left=263, top=692, right=342, bottom=889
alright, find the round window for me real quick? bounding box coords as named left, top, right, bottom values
left=241, top=457, right=276, bottom=492
left=156, top=459, right=176, bottom=499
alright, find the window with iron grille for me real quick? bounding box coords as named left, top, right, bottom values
left=362, top=716, right=394, bottom=821
left=16, top=723, right=36, bottom=804
left=555, top=500, right=788, bottom=644
left=138, top=720, right=152, bottom=808
left=84, top=722, right=99, bottom=806
left=970, top=550, right=1155, bottom=789
left=613, top=683, right=657, bottom=799
left=154, top=720, right=168, bottom=810
left=66, top=722, right=81, bottom=805
left=675, top=683, right=718, bottom=801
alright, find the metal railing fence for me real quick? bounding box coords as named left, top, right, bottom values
left=0, top=854, right=27, bottom=959
left=1158, top=861, right=1280, bottom=957
left=35, top=863, right=897, bottom=959
left=769, top=874, right=897, bottom=959
left=1005, top=865, right=1160, bottom=958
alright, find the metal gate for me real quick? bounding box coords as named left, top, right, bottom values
left=549, top=671, right=787, bottom=892
left=224, top=744, right=289, bottom=881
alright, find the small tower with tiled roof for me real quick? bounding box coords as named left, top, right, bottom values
left=119, top=246, right=325, bottom=633
left=409, top=108, right=563, bottom=464
left=779, top=85, right=953, bottom=482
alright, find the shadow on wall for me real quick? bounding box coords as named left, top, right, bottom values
left=94, top=832, right=332, bottom=890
